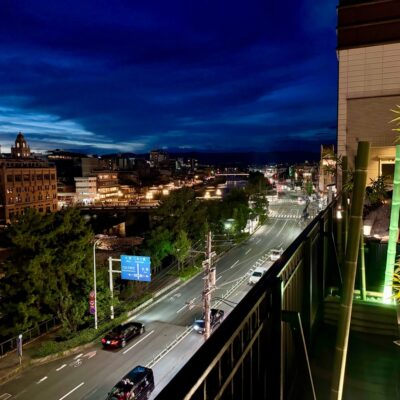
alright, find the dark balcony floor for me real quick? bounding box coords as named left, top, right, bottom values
left=310, top=323, right=400, bottom=400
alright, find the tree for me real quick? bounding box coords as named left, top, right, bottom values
left=383, top=105, right=400, bottom=303
left=144, top=226, right=173, bottom=273
left=221, top=189, right=250, bottom=234
left=305, top=180, right=313, bottom=196
left=172, top=230, right=191, bottom=271
left=0, top=208, right=93, bottom=337
left=246, top=171, right=266, bottom=195
left=365, top=176, right=387, bottom=207
left=249, top=192, right=268, bottom=224
left=155, top=187, right=196, bottom=235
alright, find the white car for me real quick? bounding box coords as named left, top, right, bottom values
left=248, top=266, right=268, bottom=285
left=270, top=248, right=283, bottom=261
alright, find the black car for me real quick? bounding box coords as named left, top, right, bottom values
left=106, top=365, right=154, bottom=400
left=102, top=322, right=145, bottom=348
left=193, top=308, right=224, bottom=334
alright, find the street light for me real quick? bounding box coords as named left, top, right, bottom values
left=93, top=239, right=101, bottom=330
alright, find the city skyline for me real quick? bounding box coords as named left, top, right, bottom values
left=0, top=1, right=337, bottom=154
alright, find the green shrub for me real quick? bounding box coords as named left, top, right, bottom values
left=169, top=265, right=201, bottom=282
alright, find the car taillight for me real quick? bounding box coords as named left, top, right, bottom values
left=101, top=338, right=106, bottom=344
left=111, top=340, right=119, bottom=345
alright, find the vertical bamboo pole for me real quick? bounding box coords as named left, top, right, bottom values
left=330, top=142, right=370, bottom=400
left=341, top=156, right=349, bottom=263
left=383, top=145, right=400, bottom=303
left=359, top=227, right=367, bottom=301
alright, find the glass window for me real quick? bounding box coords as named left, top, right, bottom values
left=23, top=174, right=29, bottom=181
left=7, top=175, right=13, bottom=183
left=381, top=163, right=394, bottom=182
left=44, top=174, right=50, bottom=180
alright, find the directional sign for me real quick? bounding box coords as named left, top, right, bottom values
left=121, top=255, right=151, bottom=282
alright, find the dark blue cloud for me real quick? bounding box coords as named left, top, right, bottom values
left=0, top=0, right=338, bottom=154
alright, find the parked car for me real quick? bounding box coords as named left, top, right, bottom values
left=102, top=322, right=145, bottom=348
left=193, top=309, right=224, bottom=334
left=270, top=248, right=283, bottom=261
left=106, top=365, right=154, bottom=400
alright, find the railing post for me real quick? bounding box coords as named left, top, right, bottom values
left=302, top=235, right=312, bottom=344
left=264, top=277, right=282, bottom=399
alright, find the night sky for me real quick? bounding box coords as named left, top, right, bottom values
left=0, top=0, right=338, bottom=155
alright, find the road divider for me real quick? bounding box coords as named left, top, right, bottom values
left=146, top=326, right=193, bottom=369
left=122, top=330, right=154, bottom=355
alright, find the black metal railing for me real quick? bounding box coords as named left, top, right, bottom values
left=0, top=317, right=59, bottom=358
left=156, top=201, right=335, bottom=400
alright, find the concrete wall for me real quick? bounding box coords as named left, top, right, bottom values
left=337, top=42, right=400, bottom=184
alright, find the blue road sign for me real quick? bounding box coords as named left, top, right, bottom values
left=121, top=255, right=151, bottom=282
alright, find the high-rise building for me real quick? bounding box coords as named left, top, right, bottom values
left=0, top=133, right=58, bottom=223
left=337, top=0, right=400, bottom=186
left=150, top=149, right=169, bottom=167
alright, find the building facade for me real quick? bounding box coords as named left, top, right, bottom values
left=74, top=176, right=97, bottom=204
left=96, top=171, right=120, bottom=202
left=337, top=0, right=400, bottom=186
left=0, top=133, right=58, bottom=223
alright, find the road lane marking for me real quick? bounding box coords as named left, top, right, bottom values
left=56, top=364, right=67, bottom=371
left=177, top=297, right=197, bottom=313
left=218, top=276, right=246, bottom=287
left=256, top=239, right=261, bottom=244
left=37, top=376, right=48, bottom=384
left=74, top=353, right=83, bottom=359
left=216, top=276, right=222, bottom=282
left=276, top=219, right=288, bottom=237
left=83, top=350, right=97, bottom=359
left=176, top=304, right=187, bottom=313
left=229, top=260, right=239, bottom=269
left=123, top=330, right=154, bottom=354
left=0, top=394, right=12, bottom=400
left=58, top=382, right=85, bottom=400
left=245, top=248, right=252, bottom=255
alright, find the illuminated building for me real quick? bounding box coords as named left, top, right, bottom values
left=0, top=133, right=58, bottom=223
left=337, top=0, right=400, bottom=185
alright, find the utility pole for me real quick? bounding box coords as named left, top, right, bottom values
left=202, top=231, right=216, bottom=340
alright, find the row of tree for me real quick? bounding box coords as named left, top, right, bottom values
left=0, top=172, right=268, bottom=337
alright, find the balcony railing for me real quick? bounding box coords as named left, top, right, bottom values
left=156, top=200, right=336, bottom=400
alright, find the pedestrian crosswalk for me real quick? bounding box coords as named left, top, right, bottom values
left=268, top=210, right=317, bottom=220
left=268, top=210, right=301, bottom=219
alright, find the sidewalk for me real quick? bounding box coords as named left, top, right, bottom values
left=0, top=265, right=181, bottom=386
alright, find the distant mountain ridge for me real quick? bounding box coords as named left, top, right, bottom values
left=60, top=148, right=320, bottom=165
left=168, top=151, right=320, bottom=165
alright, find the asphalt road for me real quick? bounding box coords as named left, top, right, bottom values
left=0, top=199, right=310, bottom=400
